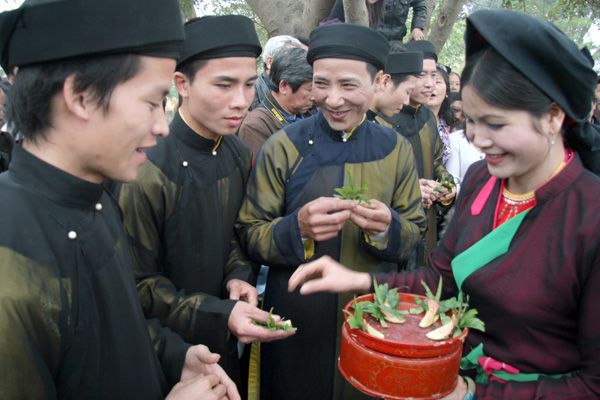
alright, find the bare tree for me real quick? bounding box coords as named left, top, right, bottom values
left=246, top=0, right=336, bottom=36
left=342, top=0, right=369, bottom=26
left=428, top=0, right=468, bottom=53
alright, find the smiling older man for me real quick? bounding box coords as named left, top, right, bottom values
left=236, top=23, right=426, bottom=400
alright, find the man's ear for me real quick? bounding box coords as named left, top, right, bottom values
left=373, top=70, right=385, bottom=92
left=279, top=80, right=289, bottom=95
left=173, top=71, right=189, bottom=98
left=63, top=75, right=94, bottom=120
left=265, top=56, right=274, bottom=72
left=380, top=74, right=391, bottom=90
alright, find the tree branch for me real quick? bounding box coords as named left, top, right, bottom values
left=343, top=0, right=369, bottom=26
left=428, top=0, right=468, bottom=54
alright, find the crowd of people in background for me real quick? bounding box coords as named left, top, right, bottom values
left=0, top=1, right=599, bottom=400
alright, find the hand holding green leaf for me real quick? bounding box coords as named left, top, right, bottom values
left=252, top=307, right=297, bottom=332
left=433, top=174, right=455, bottom=193
left=334, top=170, right=371, bottom=205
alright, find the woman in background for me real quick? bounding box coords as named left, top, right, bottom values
left=427, top=64, right=456, bottom=165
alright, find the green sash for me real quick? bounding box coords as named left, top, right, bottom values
left=461, top=343, right=575, bottom=383
left=451, top=210, right=530, bottom=290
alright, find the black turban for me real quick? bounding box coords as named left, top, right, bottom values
left=307, top=23, right=389, bottom=70
left=0, top=0, right=185, bottom=71
left=385, top=52, right=423, bottom=76
left=177, top=15, right=262, bottom=70
left=404, top=40, right=437, bottom=62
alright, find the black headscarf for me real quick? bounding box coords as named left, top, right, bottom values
left=466, top=9, right=600, bottom=174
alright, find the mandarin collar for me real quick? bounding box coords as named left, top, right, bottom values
left=366, top=109, right=378, bottom=122
left=316, top=110, right=366, bottom=142
left=170, top=110, right=220, bottom=153
left=9, top=145, right=104, bottom=209
left=400, top=104, right=419, bottom=118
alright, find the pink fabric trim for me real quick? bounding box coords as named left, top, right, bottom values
left=470, top=176, right=497, bottom=216
left=478, top=356, right=520, bottom=383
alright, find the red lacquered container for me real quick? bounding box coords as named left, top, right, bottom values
left=339, top=293, right=468, bottom=400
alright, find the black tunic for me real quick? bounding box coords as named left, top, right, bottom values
left=116, top=111, right=257, bottom=387
left=0, top=146, right=188, bottom=399
left=380, top=105, right=451, bottom=265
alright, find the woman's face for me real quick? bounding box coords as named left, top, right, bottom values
left=449, top=73, right=461, bottom=93
left=427, top=74, right=446, bottom=109
left=450, top=100, right=464, bottom=125
left=462, top=85, right=559, bottom=193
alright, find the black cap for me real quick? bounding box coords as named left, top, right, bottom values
left=404, top=40, right=437, bottom=62
left=385, top=52, right=423, bottom=76
left=307, top=23, right=389, bottom=70
left=0, top=0, right=185, bottom=72
left=466, top=9, right=600, bottom=173
left=177, top=15, right=262, bottom=70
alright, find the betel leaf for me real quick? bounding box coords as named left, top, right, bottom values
left=433, top=174, right=456, bottom=192
left=366, top=278, right=406, bottom=324
left=344, top=296, right=366, bottom=331
left=333, top=170, right=372, bottom=205
left=409, top=280, right=485, bottom=338
left=252, top=307, right=297, bottom=332
left=453, top=292, right=485, bottom=336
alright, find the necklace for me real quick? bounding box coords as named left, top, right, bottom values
left=497, top=188, right=536, bottom=226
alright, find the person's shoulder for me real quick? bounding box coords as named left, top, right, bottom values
left=368, top=120, right=402, bottom=141
left=569, top=161, right=600, bottom=195
left=244, top=107, right=274, bottom=123
left=239, top=108, right=280, bottom=133
left=145, top=133, right=174, bottom=166
left=458, top=160, right=490, bottom=193
left=418, top=105, right=437, bottom=121
left=224, top=134, right=253, bottom=158
left=0, top=173, right=38, bottom=220
left=448, top=130, right=466, bottom=147
left=117, top=158, right=175, bottom=202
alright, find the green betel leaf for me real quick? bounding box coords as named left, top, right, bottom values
left=410, top=296, right=427, bottom=314
left=252, top=307, right=297, bottom=331
left=347, top=170, right=354, bottom=190
left=333, top=170, right=370, bottom=204
left=422, top=280, right=436, bottom=301
left=434, top=276, right=443, bottom=302
left=357, top=194, right=371, bottom=205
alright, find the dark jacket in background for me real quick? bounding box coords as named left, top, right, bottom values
left=328, top=0, right=427, bottom=42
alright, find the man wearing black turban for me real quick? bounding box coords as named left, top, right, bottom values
left=380, top=40, right=456, bottom=268
left=115, top=15, right=296, bottom=399
left=0, top=1, right=239, bottom=399
left=237, top=23, right=426, bottom=400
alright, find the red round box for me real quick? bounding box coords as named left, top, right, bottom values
left=339, top=293, right=468, bottom=399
